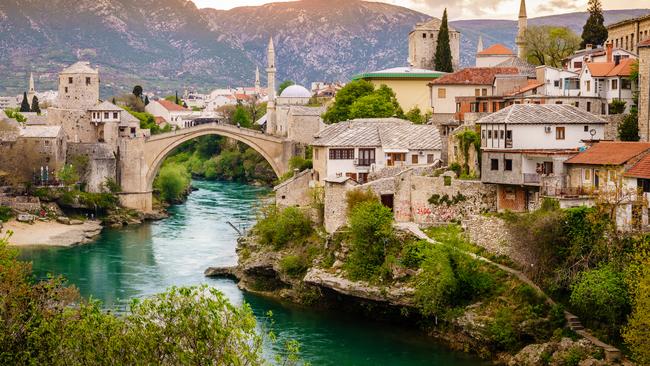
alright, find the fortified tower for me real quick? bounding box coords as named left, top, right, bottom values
left=266, top=37, right=277, bottom=135
left=408, top=17, right=461, bottom=71
left=515, top=0, right=528, bottom=59
left=55, top=61, right=100, bottom=110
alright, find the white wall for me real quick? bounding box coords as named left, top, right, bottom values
left=481, top=123, right=605, bottom=150
left=475, top=55, right=512, bottom=67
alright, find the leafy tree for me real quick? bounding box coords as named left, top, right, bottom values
left=255, top=206, right=312, bottom=249
left=4, top=108, right=26, bottom=123
left=345, top=201, right=394, bottom=280
left=609, top=99, right=626, bottom=114
left=19, top=92, right=30, bottom=112
left=348, top=93, right=396, bottom=119
left=278, top=80, right=295, bottom=95
left=623, top=241, right=650, bottom=365
left=57, top=164, right=80, bottom=186
left=405, top=107, right=426, bottom=124
left=31, top=96, right=41, bottom=114
left=570, top=265, right=629, bottom=326
left=132, top=85, right=143, bottom=99
left=232, top=105, right=252, bottom=127
left=525, top=26, right=581, bottom=67
left=322, top=80, right=375, bottom=123
left=434, top=9, right=453, bottom=72
left=580, top=0, right=608, bottom=48
left=414, top=246, right=457, bottom=320
left=154, top=163, right=191, bottom=203
left=124, top=107, right=169, bottom=135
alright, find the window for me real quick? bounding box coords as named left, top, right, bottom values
left=427, top=154, right=435, bottom=164
left=504, top=159, right=513, bottom=171
left=422, top=33, right=427, bottom=38
left=481, top=130, right=486, bottom=139
left=113, top=112, right=118, bottom=119
left=470, top=103, right=479, bottom=113
left=481, top=88, right=487, bottom=96
left=474, top=89, right=480, bottom=97
left=611, top=79, right=618, bottom=90
left=621, top=78, right=632, bottom=89
left=499, top=130, right=504, bottom=139
left=104, top=112, right=109, bottom=119
left=68, top=77, right=73, bottom=84
left=314, top=149, right=319, bottom=160
left=556, top=126, right=565, bottom=140
left=555, top=101, right=563, bottom=104
left=574, top=61, right=582, bottom=69
left=456, top=103, right=461, bottom=112
left=412, top=154, right=419, bottom=164
left=584, top=125, right=589, bottom=132
left=553, top=80, right=560, bottom=87
left=329, top=148, right=354, bottom=160
left=585, top=80, right=591, bottom=92
left=358, top=148, right=375, bottom=166
left=587, top=102, right=591, bottom=112
left=481, top=102, right=488, bottom=112
left=584, top=168, right=591, bottom=181
left=358, top=173, right=369, bottom=184
left=488, top=130, right=492, bottom=139
left=387, top=153, right=406, bottom=166
left=638, top=179, right=650, bottom=193
left=490, top=159, right=499, bottom=171
left=86, top=77, right=91, bottom=86
left=574, top=101, right=579, bottom=108
left=543, top=161, right=554, bottom=174
left=437, top=88, right=446, bottom=98
left=64, top=87, right=68, bottom=93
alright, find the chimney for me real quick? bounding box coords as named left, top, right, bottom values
left=586, top=44, right=593, bottom=50
left=606, top=42, right=613, bottom=63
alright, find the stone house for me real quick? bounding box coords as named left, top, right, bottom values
left=408, top=17, right=461, bottom=71
left=478, top=104, right=608, bottom=212
left=311, top=118, right=442, bottom=184
left=145, top=99, right=191, bottom=128
left=607, top=13, right=650, bottom=55
left=352, top=67, right=445, bottom=114
left=563, top=46, right=636, bottom=73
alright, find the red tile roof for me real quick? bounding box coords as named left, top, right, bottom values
left=154, top=116, right=167, bottom=125
left=477, top=44, right=515, bottom=56
left=430, top=67, right=519, bottom=85
left=639, top=38, right=650, bottom=48
left=625, top=154, right=650, bottom=179
left=505, top=80, right=545, bottom=96
left=586, top=58, right=635, bottom=77
left=607, top=58, right=635, bottom=76
left=158, top=99, right=188, bottom=112
left=565, top=142, right=650, bottom=166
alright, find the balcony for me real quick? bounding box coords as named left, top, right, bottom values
left=356, top=159, right=376, bottom=167
left=523, top=173, right=540, bottom=184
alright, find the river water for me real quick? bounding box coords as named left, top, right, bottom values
left=20, top=180, right=484, bottom=366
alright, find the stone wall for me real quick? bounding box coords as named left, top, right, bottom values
left=0, top=196, right=41, bottom=213
left=462, top=214, right=531, bottom=267
left=639, top=46, right=650, bottom=142
left=603, top=114, right=624, bottom=141
left=67, top=143, right=116, bottom=193
left=275, top=169, right=313, bottom=208
left=323, top=179, right=358, bottom=233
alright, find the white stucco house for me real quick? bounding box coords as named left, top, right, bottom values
left=145, top=99, right=192, bottom=128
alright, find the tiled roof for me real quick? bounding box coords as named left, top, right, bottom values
left=154, top=116, right=166, bottom=125
left=157, top=99, right=188, bottom=112
left=19, top=125, right=62, bottom=138
left=640, top=38, right=650, bottom=48
left=476, top=104, right=608, bottom=125
left=505, top=80, right=545, bottom=96
left=565, top=142, right=650, bottom=165
left=477, top=44, right=515, bottom=56
left=586, top=59, right=634, bottom=77
left=312, top=118, right=441, bottom=150
left=430, top=67, right=519, bottom=85
left=289, top=106, right=326, bottom=116
left=607, top=58, right=634, bottom=76
left=625, top=154, right=650, bottom=179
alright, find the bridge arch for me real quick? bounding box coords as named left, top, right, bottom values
left=143, top=124, right=290, bottom=192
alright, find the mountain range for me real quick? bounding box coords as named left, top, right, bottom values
left=0, top=0, right=647, bottom=96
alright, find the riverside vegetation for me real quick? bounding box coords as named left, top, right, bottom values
left=229, top=190, right=650, bottom=364
left=0, top=234, right=306, bottom=365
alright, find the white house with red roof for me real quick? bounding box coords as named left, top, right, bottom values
left=578, top=43, right=637, bottom=113
left=145, top=99, right=192, bottom=128
left=475, top=44, right=517, bottom=67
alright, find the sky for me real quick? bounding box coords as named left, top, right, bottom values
left=191, top=0, right=648, bottom=20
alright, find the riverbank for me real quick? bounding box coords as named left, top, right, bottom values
left=3, top=219, right=103, bottom=246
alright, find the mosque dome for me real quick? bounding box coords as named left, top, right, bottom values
left=279, top=84, right=312, bottom=98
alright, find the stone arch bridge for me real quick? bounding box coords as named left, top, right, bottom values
left=117, top=123, right=294, bottom=211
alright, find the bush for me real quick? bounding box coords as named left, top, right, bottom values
left=255, top=206, right=312, bottom=249
left=0, top=206, right=12, bottom=222
left=400, top=240, right=432, bottom=268
left=450, top=251, right=495, bottom=301
left=345, top=189, right=378, bottom=214
left=487, top=308, right=519, bottom=351
left=289, top=156, right=312, bottom=172
left=608, top=99, right=626, bottom=114
left=569, top=265, right=629, bottom=326
left=413, top=245, right=457, bottom=319
left=154, top=163, right=191, bottom=203
left=345, top=201, right=394, bottom=280
left=280, top=255, right=308, bottom=278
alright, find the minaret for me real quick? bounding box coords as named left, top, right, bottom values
left=255, top=66, right=261, bottom=96
left=477, top=36, right=484, bottom=54
left=266, top=37, right=277, bottom=134
left=516, top=0, right=527, bottom=59
left=27, top=72, right=36, bottom=108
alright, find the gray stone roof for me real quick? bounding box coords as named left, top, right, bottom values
left=60, top=61, right=98, bottom=75
left=19, top=125, right=62, bottom=138
left=476, top=104, right=608, bottom=125
left=289, top=106, right=326, bottom=116
left=312, top=118, right=441, bottom=150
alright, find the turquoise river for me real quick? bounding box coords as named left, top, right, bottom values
left=19, top=180, right=485, bottom=366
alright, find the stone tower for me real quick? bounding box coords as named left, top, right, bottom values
left=477, top=36, right=484, bottom=53
left=516, top=0, right=528, bottom=59
left=255, top=66, right=261, bottom=96
left=266, top=37, right=277, bottom=134
left=55, top=61, right=99, bottom=110
left=27, top=72, right=36, bottom=108
left=408, top=18, right=461, bottom=71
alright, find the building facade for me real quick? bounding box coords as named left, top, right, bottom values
left=408, top=18, right=461, bottom=71
left=607, top=13, right=650, bottom=54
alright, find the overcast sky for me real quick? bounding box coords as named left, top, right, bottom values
left=191, top=0, right=648, bottom=20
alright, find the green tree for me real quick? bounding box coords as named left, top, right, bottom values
left=623, top=245, right=650, bottom=365
left=19, top=92, right=30, bottom=112
left=31, top=96, right=41, bottom=114
left=570, top=265, right=629, bottom=326
left=154, top=163, right=191, bottom=203
left=132, top=85, right=143, bottom=99
left=345, top=201, right=394, bottom=280
left=255, top=206, right=312, bottom=249
left=232, top=105, right=252, bottom=128
left=57, top=164, right=80, bottom=186
left=175, top=91, right=180, bottom=105
left=580, top=0, right=608, bottom=48
left=434, top=9, right=453, bottom=72
left=618, top=110, right=640, bottom=141
left=414, top=246, right=457, bottom=320
left=405, top=107, right=426, bottom=124
left=525, top=26, right=581, bottom=67
left=278, top=80, right=295, bottom=95
left=348, top=93, right=396, bottom=119
left=322, top=80, right=375, bottom=123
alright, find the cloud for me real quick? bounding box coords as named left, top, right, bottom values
left=535, top=0, right=582, bottom=14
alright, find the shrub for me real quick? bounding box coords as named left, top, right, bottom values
left=345, top=201, right=394, bottom=280
left=608, top=99, right=626, bottom=114
left=103, top=178, right=121, bottom=193
left=623, top=248, right=650, bottom=364
left=400, top=240, right=432, bottom=268
left=154, top=163, right=191, bottom=203
left=57, top=164, right=80, bottom=186
left=255, top=206, right=312, bottom=249
left=0, top=206, right=12, bottom=222
left=280, top=255, right=308, bottom=278
left=450, top=251, right=495, bottom=301
left=449, top=163, right=462, bottom=177
left=487, top=308, right=519, bottom=350
left=413, top=245, right=457, bottom=319
left=345, top=189, right=378, bottom=214
left=569, top=265, right=629, bottom=326
left=288, top=156, right=312, bottom=172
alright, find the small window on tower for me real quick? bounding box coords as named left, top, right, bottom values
left=86, top=77, right=91, bottom=86
left=68, top=77, right=73, bottom=84
left=422, top=33, right=427, bottom=38
left=64, top=87, right=68, bottom=93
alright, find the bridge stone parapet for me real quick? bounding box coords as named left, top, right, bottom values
left=118, top=123, right=294, bottom=212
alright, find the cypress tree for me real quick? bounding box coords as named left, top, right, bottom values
left=19, top=92, right=30, bottom=112
left=580, top=0, right=608, bottom=48
left=175, top=91, right=180, bottom=106
left=434, top=9, right=453, bottom=73
left=144, top=95, right=150, bottom=106
left=31, top=96, right=40, bottom=114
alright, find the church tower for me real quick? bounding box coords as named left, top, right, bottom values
left=266, top=37, right=277, bottom=134
left=255, top=66, right=261, bottom=96
left=27, top=72, right=36, bottom=108
left=516, top=0, right=527, bottom=59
